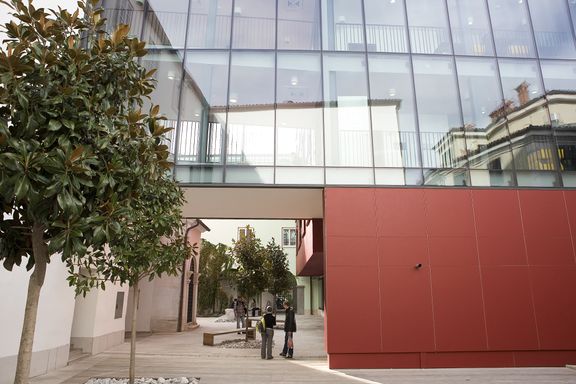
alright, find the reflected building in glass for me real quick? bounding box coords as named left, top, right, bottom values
left=101, top=0, right=576, bottom=370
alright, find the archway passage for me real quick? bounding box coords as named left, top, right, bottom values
left=186, top=258, right=195, bottom=324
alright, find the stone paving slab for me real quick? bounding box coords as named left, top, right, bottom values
left=30, top=315, right=576, bottom=384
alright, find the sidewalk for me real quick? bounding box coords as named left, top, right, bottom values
left=30, top=315, right=576, bottom=384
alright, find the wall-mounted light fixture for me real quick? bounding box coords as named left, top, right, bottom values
left=415, top=263, right=423, bottom=269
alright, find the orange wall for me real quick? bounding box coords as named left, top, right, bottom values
left=324, top=188, right=576, bottom=368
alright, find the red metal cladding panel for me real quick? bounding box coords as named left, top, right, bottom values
left=326, top=236, right=378, bottom=267
left=476, top=235, right=528, bottom=266
left=530, top=266, right=576, bottom=349
left=380, top=266, right=436, bottom=352
left=325, top=265, right=382, bottom=354
left=329, top=353, right=421, bottom=369
left=519, top=190, right=571, bottom=238
left=481, top=266, right=539, bottom=350
left=472, top=189, right=523, bottom=237
left=424, top=189, right=475, bottom=237
left=428, top=236, right=478, bottom=267
left=514, top=350, right=576, bottom=367
left=325, top=188, right=377, bottom=238
left=564, top=191, right=576, bottom=256
left=524, top=235, right=575, bottom=266
left=375, top=188, right=427, bottom=237
left=431, top=266, right=488, bottom=351
left=422, top=351, right=514, bottom=368
left=377, top=236, right=428, bottom=267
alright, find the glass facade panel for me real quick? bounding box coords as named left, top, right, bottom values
left=368, top=54, right=419, bottom=168
left=412, top=56, right=463, bottom=169
left=143, top=0, right=189, bottom=49
left=323, top=54, right=372, bottom=167
left=321, top=0, right=365, bottom=51
left=141, top=50, right=184, bottom=160
left=101, top=0, right=576, bottom=188
left=278, top=0, right=321, bottom=50
left=179, top=51, right=229, bottom=165
left=406, top=0, right=452, bottom=54
left=455, top=57, right=515, bottom=179
left=228, top=52, right=275, bottom=165
left=187, top=0, right=233, bottom=49
left=487, top=0, right=536, bottom=58
left=528, top=0, right=576, bottom=59
left=232, top=0, right=276, bottom=49
left=447, top=0, right=494, bottom=56
left=363, top=0, right=408, bottom=53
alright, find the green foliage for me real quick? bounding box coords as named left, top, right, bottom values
left=265, top=238, right=295, bottom=296
left=232, top=226, right=268, bottom=300
left=0, top=0, right=173, bottom=288
left=198, top=240, right=235, bottom=315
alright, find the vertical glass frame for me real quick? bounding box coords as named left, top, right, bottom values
left=143, top=0, right=189, bottom=49
left=412, top=55, right=463, bottom=169
left=276, top=53, right=324, bottom=166
left=527, top=0, right=576, bottom=59
left=406, top=0, right=453, bottom=54
left=363, top=0, right=409, bottom=53
left=187, top=0, right=233, bottom=49
left=227, top=51, right=276, bottom=166
left=321, top=0, right=365, bottom=51
left=368, top=54, right=420, bottom=168
left=323, top=53, right=372, bottom=168
left=447, top=0, right=495, bottom=56
left=232, top=0, right=276, bottom=49
left=278, top=0, right=321, bottom=50
left=487, top=0, right=537, bottom=58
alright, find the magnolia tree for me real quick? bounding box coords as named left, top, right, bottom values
left=0, top=0, right=182, bottom=382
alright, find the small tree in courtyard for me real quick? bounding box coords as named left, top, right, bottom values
left=0, top=0, right=174, bottom=382
left=265, top=238, right=296, bottom=301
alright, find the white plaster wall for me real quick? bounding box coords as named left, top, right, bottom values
left=0, top=257, right=76, bottom=359
left=125, top=279, right=154, bottom=332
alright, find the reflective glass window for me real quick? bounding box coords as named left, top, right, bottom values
left=498, top=59, right=544, bottom=108
left=363, top=0, right=408, bottom=53
left=141, top=50, right=184, bottom=160
left=143, top=0, right=189, bottom=49
left=456, top=57, right=515, bottom=179
left=276, top=53, right=324, bottom=166
left=179, top=51, right=230, bottom=165
left=232, top=0, right=276, bottom=49
left=227, top=52, right=275, bottom=166
left=323, top=54, right=372, bottom=167
left=368, top=54, right=419, bottom=168
left=447, top=0, right=495, bottom=56
left=187, top=0, right=233, bottom=49
left=541, top=61, right=576, bottom=173
left=412, top=56, right=463, bottom=169
left=321, top=0, right=365, bottom=51
left=528, top=0, right=576, bottom=59
left=487, top=0, right=536, bottom=57
left=102, top=0, right=144, bottom=37
left=278, top=0, right=321, bottom=50
left=406, top=0, right=452, bottom=54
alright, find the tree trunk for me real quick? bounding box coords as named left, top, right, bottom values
left=129, top=278, right=140, bottom=384
left=14, top=222, right=48, bottom=384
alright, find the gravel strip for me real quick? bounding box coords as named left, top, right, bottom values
left=85, top=378, right=199, bottom=384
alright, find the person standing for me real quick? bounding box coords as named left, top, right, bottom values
left=234, top=297, right=246, bottom=330
left=261, top=306, right=276, bottom=359
left=280, top=300, right=296, bottom=358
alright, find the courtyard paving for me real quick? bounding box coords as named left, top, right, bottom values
left=30, top=315, right=576, bottom=384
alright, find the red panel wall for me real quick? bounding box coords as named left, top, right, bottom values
left=324, top=188, right=576, bottom=369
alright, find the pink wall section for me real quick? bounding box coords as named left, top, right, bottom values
left=324, top=188, right=576, bottom=369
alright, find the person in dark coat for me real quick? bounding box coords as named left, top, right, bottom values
left=261, top=306, right=276, bottom=359
left=280, top=300, right=296, bottom=358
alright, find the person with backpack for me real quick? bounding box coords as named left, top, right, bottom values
left=261, top=306, right=276, bottom=359
left=280, top=300, right=296, bottom=358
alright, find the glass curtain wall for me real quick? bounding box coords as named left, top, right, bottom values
left=101, top=0, right=576, bottom=188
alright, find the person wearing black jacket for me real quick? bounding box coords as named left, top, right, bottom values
left=261, top=306, right=276, bottom=360
left=280, top=300, right=296, bottom=358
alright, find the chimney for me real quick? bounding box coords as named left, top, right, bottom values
left=515, top=81, right=530, bottom=106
